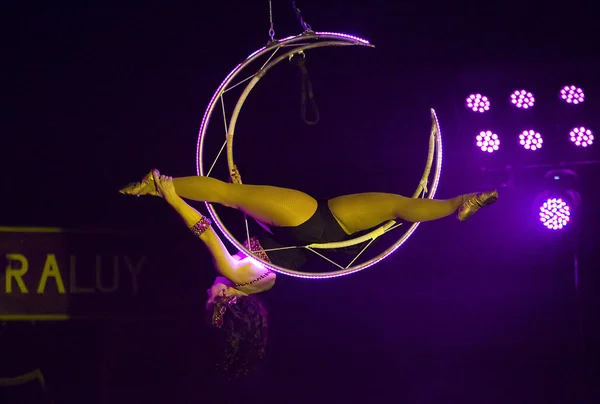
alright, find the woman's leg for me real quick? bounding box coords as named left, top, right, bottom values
left=327, top=192, right=476, bottom=235
left=173, top=176, right=318, bottom=227
left=121, top=173, right=318, bottom=228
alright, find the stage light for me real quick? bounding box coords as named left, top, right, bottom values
left=534, top=169, right=581, bottom=231
left=560, top=85, right=585, bottom=104
left=569, top=127, right=594, bottom=148
left=476, top=130, right=500, bottom=153
left=510, top=89, right=535, bottom=109
left=539, top=197, right=571, bottom=230
left=466, top=93, right=490, bottom=113
left=518, top=130, right=543, bottom=151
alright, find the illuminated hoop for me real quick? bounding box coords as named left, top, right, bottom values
left=197, top=31, right=443, bottom=279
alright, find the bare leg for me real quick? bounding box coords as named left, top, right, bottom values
left=120, top=173, right=317, bottom=227
left=328, top=192, right=472, bottom=235
left=172, top=176, right=318, bottom=227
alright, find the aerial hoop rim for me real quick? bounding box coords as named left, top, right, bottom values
left=197, top=32, right=373, bottom=177
left=197, top=32, right=443, bottom=279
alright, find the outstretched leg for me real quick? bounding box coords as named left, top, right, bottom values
left=173, top=176, right=318, bottom=227
left=121, top=172, right=317, bottom=228
left=328, top=192, right=492, bottom=235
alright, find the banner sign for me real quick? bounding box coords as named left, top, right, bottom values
left=0, top=227, right=203, bottom=321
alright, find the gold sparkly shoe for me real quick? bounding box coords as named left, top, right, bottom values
left=457, top=190, right=498, bottom=221
left=119, top=171, right=160, bottom=196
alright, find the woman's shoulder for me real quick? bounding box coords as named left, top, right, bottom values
left=233, top=257, right=276, bottom=294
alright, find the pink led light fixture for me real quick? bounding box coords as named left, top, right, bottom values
left=476, top=130, right=500, bottom=153
left=560, top=85, right=585, bottom=104
left=539, top=198, right=571, bottom=230
left=466, top=94, right=490, bottom=113
left=569, top=127, right=594, bottom=148
left=510, top=89, right=535, bottom=109
left=519, top=130, right=543, bottom=151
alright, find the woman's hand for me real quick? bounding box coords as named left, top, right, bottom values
left=151, top=169, right=178, bottom=202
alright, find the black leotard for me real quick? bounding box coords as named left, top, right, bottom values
left=257, top=199, right=370, bottom=269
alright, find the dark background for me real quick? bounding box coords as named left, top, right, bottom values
left=1, top=1, right=599, bottom=403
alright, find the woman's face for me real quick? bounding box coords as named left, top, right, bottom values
left=206, top=277, right=245, bottom=309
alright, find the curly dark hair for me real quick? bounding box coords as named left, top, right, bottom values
left=206, top=294, right=269, bottom=381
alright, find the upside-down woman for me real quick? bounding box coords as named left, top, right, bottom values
left=119, top=169, right=498, bottom=379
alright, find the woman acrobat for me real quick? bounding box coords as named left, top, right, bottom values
left=119, top=169, right=497, bottom=377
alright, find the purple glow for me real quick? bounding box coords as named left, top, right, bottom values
left=315, top=32, right=370, bottom=44
left=476, top=130, right=500, bottom=153
left=560, top=85, right=585, bottom=104
left=510, top=89, right=535, bottom=109
left=466, top=93, right=490, bottom=113
left=518, top=130, right=543, bottom=151
left=539, top=198, right=571, bottom=230
left=569, top=127, right=594, bottom=147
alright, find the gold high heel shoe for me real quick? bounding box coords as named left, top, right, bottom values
left=457, top=190, right=498, bottom=221
left=119, top=171, right=160, bottom=196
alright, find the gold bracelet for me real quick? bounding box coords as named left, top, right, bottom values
left=243, top=237, right=272, bottom=264
left=190, top=216, right=211, bottom=237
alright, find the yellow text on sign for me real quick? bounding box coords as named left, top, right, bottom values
left=3, top=254, right=146, bottom=294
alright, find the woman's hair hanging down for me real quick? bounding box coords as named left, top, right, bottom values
left=207, top=294, right=269, bottom=381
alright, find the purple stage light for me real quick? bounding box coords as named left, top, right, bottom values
left=466, top=94, right=490, bottom=113
left=560, top=85, right=585, bottom=104
left=510, top=89, right=535, bottom=109
left=539, top=198, right=571, bottom=230
left=476, top=130, right=500, bottom=153
left=569, top=127, right=594, bottom=147
left=518, top=130, right=543, bottom=151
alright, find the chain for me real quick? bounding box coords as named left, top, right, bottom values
left=268, top=0, right=275, bottom=42
left=291, top=0, right=313, bottom=32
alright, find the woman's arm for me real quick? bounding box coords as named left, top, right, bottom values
left=165, top=192, right=244, bottom=283
left=147, top=170, right=271, bottom=288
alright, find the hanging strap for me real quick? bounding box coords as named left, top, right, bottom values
left=291, top=52, right=319, bottom=125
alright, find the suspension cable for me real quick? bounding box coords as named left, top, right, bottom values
left=268, top=0, right=275, bottom=43
left=291, top=0, right=313, bottom=32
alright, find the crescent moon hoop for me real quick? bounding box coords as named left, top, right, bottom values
left=197, top=31, right=443, bottom=279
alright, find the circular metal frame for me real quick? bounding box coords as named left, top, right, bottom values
left=197, top=31, right=443, bottom=279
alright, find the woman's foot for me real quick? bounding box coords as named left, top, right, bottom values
left=119, top=171, right=160, bottom=196
left=457, top=190, right=498, bottom=221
